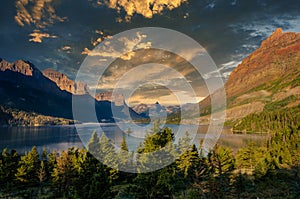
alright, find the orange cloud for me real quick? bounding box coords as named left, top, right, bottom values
left=29, top=30, right=57, bottom=43
left=101, top=0, right=189, bottom=22
left=82, top=32, right=151, bottom=60
left=15, top=0, right=66, bottom=29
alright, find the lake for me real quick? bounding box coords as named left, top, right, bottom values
left=0, top=124, right=268, bottom=154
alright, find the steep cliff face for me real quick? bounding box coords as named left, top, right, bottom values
left=0, top=59, right=69, bottom=97
left=43, top=68, right=89, bottom=95
left=200, top=28, right=300, bottom=120
left=0, top=59, right=73, bottom=119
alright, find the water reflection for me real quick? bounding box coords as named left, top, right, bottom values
left=0, top=124, right=268, bottom=154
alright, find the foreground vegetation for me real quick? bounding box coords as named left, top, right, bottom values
left=0, top=119, right=299, bottom=198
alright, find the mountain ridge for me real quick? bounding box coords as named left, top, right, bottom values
left=200, top=28, right=300, bottom=121
left=0, top=59, right=146, bottom=124
left=42, top=68, right=90, bottom=95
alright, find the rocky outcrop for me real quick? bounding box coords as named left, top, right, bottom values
left=0, top=59, right=41, bottom=77
left=43, top=68, right=89, bottom=95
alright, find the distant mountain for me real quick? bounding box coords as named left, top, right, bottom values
left=132, top=102, right=181, bottom=120
left=132, top=103, right=149, bottom=115
left=43, top=68, right=89, bottom=95
left=0, top=59, right=146, bottom=124
left=200, top=28, right=300, bottom=121
left=95, top=92, right=125, bottom=106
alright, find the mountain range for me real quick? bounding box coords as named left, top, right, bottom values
left=0, top=28, right=299, bottom=126
left=0, top=59, right=145, bottom=125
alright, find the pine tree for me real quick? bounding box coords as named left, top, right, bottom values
left=87, top=131, right=100, bottom=159
left=51, top=150, right=73, bottom=194
left=99, top=133, right=118, bottom=182
left=136, top=124, right=175, bottom=173
left=38, top=161, right=47, bottom=183
left=177, top=144, right=200, bottom=178
left=119, top=136, right=131, bottom=171
left=206, top=146, right=235, bottom=198
left=120, top=136, right=129, bottom=152
left=15, top=146, right=40, bottom=184
left=0, top=149, right=19, bottom=186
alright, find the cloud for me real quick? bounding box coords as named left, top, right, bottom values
left=61, top=46, right=71, bottom=51
left=91, top=32, right=112, bottom=46
left=82, top=32, right=151, bottom=60
left=202, top=60, right=241, bottom=80
left=101, top=0, right=189, bottom=21
left=15, top=0, right=66, bottom=29
left=28, top=30, right=57, bottom=43
left=59, top=45, right=72, bottom=53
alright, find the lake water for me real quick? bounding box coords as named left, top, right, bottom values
left=0, top=124, right=268, bottom=154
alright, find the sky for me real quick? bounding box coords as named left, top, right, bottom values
left=1, top=0, right=300, bottom=105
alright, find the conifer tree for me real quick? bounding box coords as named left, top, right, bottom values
left=15, top=146, right=40, bottom=184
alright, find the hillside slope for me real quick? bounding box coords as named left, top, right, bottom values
left=200, top=28, right=300, bottom=122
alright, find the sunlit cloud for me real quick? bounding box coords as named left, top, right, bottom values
left=59, top=45, right=72, bottom=54
left=82, top=32, right=152, bottom=60
left=61, top=46, right=71, bottom=51
left=28, top=30, right=57, bottom=43
left=91, top=30, right=113, bottom=46
left=100, top=0, right=189, bottom=22
left=15, top=0, right=66, bottom=29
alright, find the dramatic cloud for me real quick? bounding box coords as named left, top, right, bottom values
left=86, top=48, right=210, bottom=105
left=82, top=32, right=151, bottom=60
left=15, top=0, right=66, bottom=29
left=101, top=0, right=189, bottom=21
left=28, top=30, right=57, bottom=43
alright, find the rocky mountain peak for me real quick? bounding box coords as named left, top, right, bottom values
left=260, top=28, right=299, bottom=50
left=270, top=27, right=283, bottom=39
left=0, top=59, right=39, bottom=76
left=225, top=28, right=300, bottom=98
left=42, top=68, right=89, bottom=95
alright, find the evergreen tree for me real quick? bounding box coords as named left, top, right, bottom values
left=0, top=149, right=19, bottom=187
left=177, top=144, right=200, bottom=178
left=206, top=146, right=235, bottom=198
left=51, top=150, right=74, bottom=194
left=136, top=126, right=175, bottom=172
left=120, top=136, right=129, bottom=152
left=87, top=131, right=100, bottom=159
left=118, top=136, right=131, bottom=171
left=15, top=146, right=40, bottom=184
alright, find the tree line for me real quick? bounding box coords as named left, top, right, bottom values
left=226, top=106, right=299, bottom=134
left=0, top=122, right=299, bottom=198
